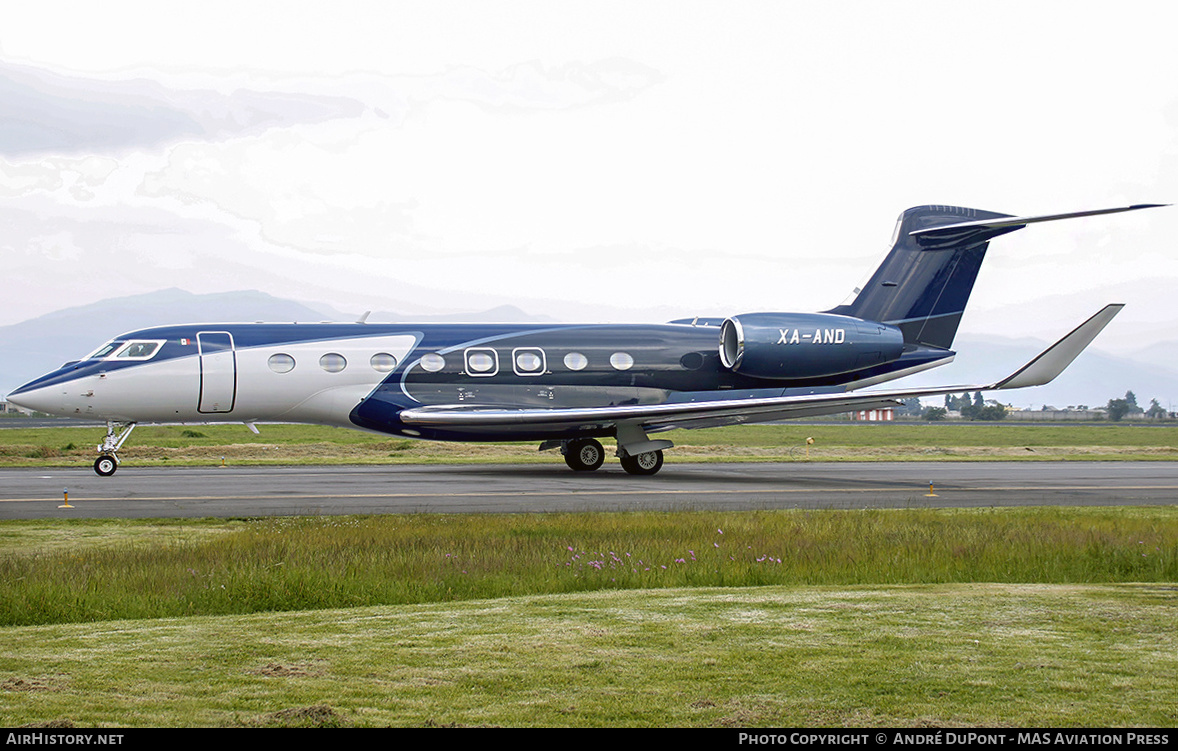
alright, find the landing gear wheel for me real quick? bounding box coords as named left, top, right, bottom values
left=564, top=438, right=605, bottom=472
left=621, top=449, right=663, bottom=476
left=94, top=422, right=136, bottom=478
left=94, top=455, right=118, bottom=477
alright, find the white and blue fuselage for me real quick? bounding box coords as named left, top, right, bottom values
left=8, top=318, right=935, bottom=440
left=8, top=203, right=1158, bottom=476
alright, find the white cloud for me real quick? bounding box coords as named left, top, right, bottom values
left=0, top=1, right=1174, bottom=342
left=0, top=61, right=366, bottom=156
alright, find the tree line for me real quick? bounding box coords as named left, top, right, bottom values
left=1106, top=391, right=1170, bottom=421
left=896, top=389, right=1173, bottom=421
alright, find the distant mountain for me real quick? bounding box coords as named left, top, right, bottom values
left=1126, top=340, right=1178, bottom=373
left=359, top=304, right=557, bottom=325
left=0, top=289, right=552, bottom=396
left=968, top=278, right=1178, bottom=356
left=900, top=334, right=1178, bottom=410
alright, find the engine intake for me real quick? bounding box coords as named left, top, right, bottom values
left=719, top=312, right=904, bottom=380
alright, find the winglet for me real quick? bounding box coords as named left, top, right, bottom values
left=993, top=304, right=1123, bottom=390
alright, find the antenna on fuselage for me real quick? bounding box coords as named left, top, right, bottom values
left=356, top=311, right=371, bottom=324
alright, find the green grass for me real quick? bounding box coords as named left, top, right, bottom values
left=2, top=508, right=1175, bottom=627
left=2, top=508, right=1176, bottom=726
left=2, top=584, right=1175, bottom=727
left=1, top=422, right=1176, bottom=468
left=3, top=420, right=1176, bottom=728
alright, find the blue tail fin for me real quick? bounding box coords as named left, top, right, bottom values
left=826, top=205, right=1013, bottom=348
left=827, top=203, right=1164, bottom=349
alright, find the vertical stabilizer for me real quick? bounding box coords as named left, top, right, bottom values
left=827, top=203, right=1165, bottom=349
left=827, top=205, right=1017, bottom=348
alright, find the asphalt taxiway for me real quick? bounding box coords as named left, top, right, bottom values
left=2, top=461, right=1177, bottom=519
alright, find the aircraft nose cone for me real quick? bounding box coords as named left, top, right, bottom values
left=6, top=385, right=59, bottom=415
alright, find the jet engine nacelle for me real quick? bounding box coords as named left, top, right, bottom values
left=718, top=313, right=905, bottom=379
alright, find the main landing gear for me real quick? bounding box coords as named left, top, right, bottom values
left=94, top=421, right=137, bottom=477
left=558, top=437, right=666, bottom=476
left=563, top=438, right=605, bottom=472
left=620, top=449, right=663, bottom=476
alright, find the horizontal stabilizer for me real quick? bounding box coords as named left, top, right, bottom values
left=910, top=204, right=1167, bottom=240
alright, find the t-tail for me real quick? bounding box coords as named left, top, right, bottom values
left=826, top=203, right=1166, bottom=349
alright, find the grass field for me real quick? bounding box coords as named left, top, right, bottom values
left=1, top=421, right=1176, bottom=468
left=2, top=423, right=1176, bottom=727
left=2, top=509, right=1176, bottom=727
left=3, top=584, right=1175, bottom=727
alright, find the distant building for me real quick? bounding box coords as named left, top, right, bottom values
left=852, top=408, right=894, bottom=421
left=0, top=400, right=33, bottom=416
left=1006, top=408, right=1107, bottom=421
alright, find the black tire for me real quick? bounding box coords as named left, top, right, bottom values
left=564, top=439, right=605, bottom=472
left=94, top=455, right=118, bottom=477
left=620, top=449, right=663, bottom=476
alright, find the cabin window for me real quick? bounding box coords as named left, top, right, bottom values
left=370, top=353, right=398, bottom=373
left=679, top=352, right=705, bottom=370
left=420, top=353, right=445, bottom=373
left=563, top=352, right=588, bottom=371
left=320, top=353, right=347, bottom=373
left=464, top=348, right=499, bottom=377
left=609, top=352, right=634, bottom=371
left=268, top=354, right=296, bottom=373
left=513, top=347, right=545, bottom=376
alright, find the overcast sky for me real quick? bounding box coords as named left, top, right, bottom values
left=2, top=1, right=1175, bottom=351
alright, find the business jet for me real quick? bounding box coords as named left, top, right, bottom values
left=7, top=203, right=1164, bottom=476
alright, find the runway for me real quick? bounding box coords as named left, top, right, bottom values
left=2, top=461, right=1177, bottom=519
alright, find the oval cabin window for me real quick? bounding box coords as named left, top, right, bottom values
left=268, top=354, right=296, bottom=373
left=564, top=352, right=588, bottom=371
left=420, top=353, right=445, bottom=373
left=370, top=353, right=398, bottom=372
left=320, top=353, right=347, bottom=373
left=610, top=352, right=634, bottom=371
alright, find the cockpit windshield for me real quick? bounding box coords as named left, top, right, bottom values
left=83, top=340, right=165, bottom=361
left=116, top=342, right=160, bottom=359
left=85, top=341, right=123, bottom=360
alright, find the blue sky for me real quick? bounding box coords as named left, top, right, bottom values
left=2, top=1, right=1175, bottom=352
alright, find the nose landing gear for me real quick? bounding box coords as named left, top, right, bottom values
left=94, top=455, right=118, bottom=477
left=94, top=421, right=137, bottom=477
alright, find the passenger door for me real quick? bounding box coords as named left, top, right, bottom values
left=197, top=332, right=236, bottom=413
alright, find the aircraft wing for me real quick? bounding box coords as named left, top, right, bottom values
left=398, top=305, right=1123, bottom=435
